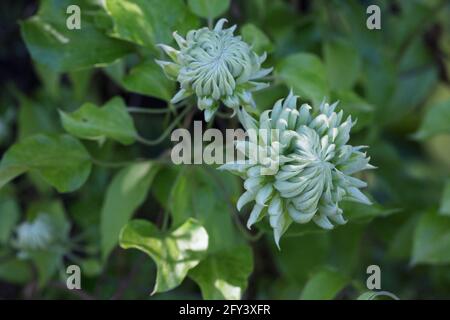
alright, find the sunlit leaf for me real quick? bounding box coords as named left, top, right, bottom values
left=106, top=0, right=198, bottom=48
left=120, top=218, right=208, bottom=293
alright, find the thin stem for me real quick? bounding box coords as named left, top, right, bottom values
left=161, top=168, right=185, bottom=231
left=127, top=103, right=184, bottom=114
left=91, top=155, right=173, bottom=169
left=91, top=157, right=146, bottom=168
left=161, top=208, right=170, bottom=231
left=135, top=105, right=193, bottom=146
left=208, top=17, right=214, bottom=29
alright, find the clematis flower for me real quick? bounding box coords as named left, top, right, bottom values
left=156, top=18, right=272, bottom=121
left=15, top=214, right=54, bottom=254
left=219, top=92, right=374, bottom=247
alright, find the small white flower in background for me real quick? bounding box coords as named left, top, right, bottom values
left=156, top=18, right=272, bottom=122
left=15, top=214, right=54, bottom=254
left=219, top=92, right=375, bottom=247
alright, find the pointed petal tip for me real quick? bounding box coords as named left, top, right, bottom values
left=154, top=59, right=165, bottom=66
left=274, top=237, right=281, bottom=250
left=214, top=18, right=228, bottom=31
left=314, top=215, right=334, bottom=230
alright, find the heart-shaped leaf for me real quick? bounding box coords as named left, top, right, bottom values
left=0, top=134, right=91, bottom=193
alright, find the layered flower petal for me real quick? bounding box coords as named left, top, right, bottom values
left=157, top=19, right=271, bottom=121
left=220, top=92, right=374, bottom=246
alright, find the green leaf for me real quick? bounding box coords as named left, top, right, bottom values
left=300, top=268, right=348, bottom=300
left=323, top=38, right=361, bottom=91
left=120, top=218, right=208, bottom=294
left=20, top=0, right=132, bottom=72
left=412, top=210, right=450, bottom=265
left=80, top=258, right=103, bottom=277
left=0, top=134, right=91, bottom=193
left=151, top=165, right=181, bottom=209
left=276, top=53, right=329, bottom=106
left=188, top=0, right=230, bottom=19
left=388, top=214, right=420, bottom=260
left=17, top=94, right=60, bottom=140
left=330, top=90, right=374, bottom=132
left=68, top=69, right=94, bottom=101
left=60, top=96, right=137, bottom=145
left=276, top=233, right=329, bottom=285
left=101, top=162, right=160, bottom=260
left=363, top=59, right=395, bottom=112
left=189, top=245, right=253, bottom=300
left=328, top=224, right=364, bottom=275
left=342, top=201, right=399, bottom=223
left=0, top=194, right=20, bottom=244
left=440, top=179, right=450, bottom=216
left=387, top=67, right=438, bottom=125
left=415, top=99, right=450, bottom=139
left=0, top=258, right=33, bottom=284
left=31, top=250, right=64, bottom=288
left=122, top=60, right=175, bottom=101
left=241, top=23, right=273, bottom=55
left=170, top=167, right=241, bottom=252
left=106, top=0, right=198, bottom=48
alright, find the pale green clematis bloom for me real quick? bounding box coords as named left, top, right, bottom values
left=156, top=18, right=272, bottom=121
left=219, top=92, right=375, bottom=247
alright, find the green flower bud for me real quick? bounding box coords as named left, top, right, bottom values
left=157, top=19, right=272, bottom=121
left=219, top=92, right=374, bottom=247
